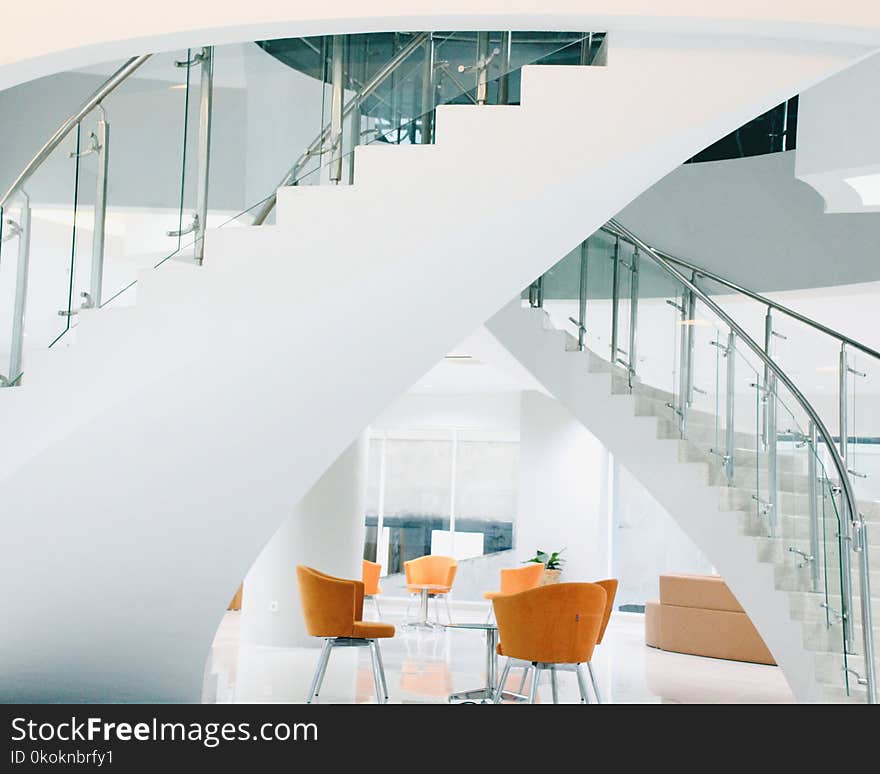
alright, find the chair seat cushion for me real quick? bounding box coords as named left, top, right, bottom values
left=484, top=591, right=501, bottom=600
left=352, top=620, right=396, bottom=639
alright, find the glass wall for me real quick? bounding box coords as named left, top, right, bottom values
left=363, top=428, right=519, bottom=577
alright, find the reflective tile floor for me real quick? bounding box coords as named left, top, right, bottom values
left=204, top=603, right=794, bottom=704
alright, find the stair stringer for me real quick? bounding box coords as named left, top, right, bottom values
left=486, top=301, right=823, bottom=703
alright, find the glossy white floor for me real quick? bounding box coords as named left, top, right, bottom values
left=203, top=602, right=794, bottom=704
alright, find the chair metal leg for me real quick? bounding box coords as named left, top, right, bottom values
left=369, top=639, right=385, bottom=704
left=372, top=639, right=389, bottom=702
left=550, top=666, right=559, bottom=704
left=373, top=595, right=383, bottom=620
left=493, top=658, right=513, bottom=703
left=306, top=639, right=333, bottom=704
left=527, top=664, right=539, bottom=704
left=443, top=594, right=453, bottom=625
left=517, top=665, right=529, bottom=694
left=587, top=662, right=602, bottom=704
left=575, top=663, right=592, bottom=704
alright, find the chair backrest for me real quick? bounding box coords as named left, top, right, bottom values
left=594, top=578, right=619, bottom=644
left=404, top=555, right=457, bottom=588
left=296, top=565, right=364, bottom=637
left=362, top=559, right=382, bottom=596
left=492, top=583, right=607, bottom=664
left=500, top=563, right=546, bottom=594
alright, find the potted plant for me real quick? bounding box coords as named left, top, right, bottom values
left=526, top=549, right=566, bottom=585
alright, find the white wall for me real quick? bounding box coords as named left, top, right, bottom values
left=517, top=391, right=612, bottom=582
left=239, top=437, right=367, bottom=649
left=617, top=151, right=880, bottom=292
left=795, top=49, right=880, bottom=212
left=612, top=463, right=714, bottom=607
left=372, top=392, right=522, bottom=437
left=4, top=1, right=880, bottom=90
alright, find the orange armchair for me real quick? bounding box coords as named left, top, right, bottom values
left=404, top=555, right=458, bottom=625
left=484, top=563, right=546, bottom=601
left=492, top=583, right=607, bottom=704
left=296, top=565, right=395, bottom=704
left=362, top=559, right=384, bottom=619
left=586, top=578, right=618, bottom=703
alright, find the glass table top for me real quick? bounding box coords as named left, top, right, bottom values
left=442, top=622, right=497, bottom=631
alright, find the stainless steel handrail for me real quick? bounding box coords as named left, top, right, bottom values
left=251, top=32, right=429, bottom=226
left=608, top=217, right=876, bottom=704
left=600, top=222, right=880, bottom=363
left=0, top=56, right=152, bottom=210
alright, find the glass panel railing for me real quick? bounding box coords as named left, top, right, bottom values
left=75, top=51, right=196, bottom=308
left=846, top=349, right=879, bottom=503
left=256, top=31, right=598, bottom=195
left=525, top=220, right=872, bottom=700
left=0, top=125, right=81, bottom=382
left=583, top=230, right=617, bottom=362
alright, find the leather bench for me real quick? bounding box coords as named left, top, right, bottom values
left=645, top=573, right=775, bottom=665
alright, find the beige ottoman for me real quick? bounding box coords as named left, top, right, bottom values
left=645, top=573, right=775, bottom=665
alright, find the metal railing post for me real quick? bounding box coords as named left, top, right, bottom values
left=580, top=33, right=593, bottom=66
left=676, top=291, right=690, bottom=435
left=808, top=421, right=820, bottom=593
left=497, top=32, right=511, bottom=105
left=840, top=496, right=856, bottom=655
left=767, top=371, right=779, bottom=536
left=476, top=32, right=490, bottom=105
left=7, top=194, right=31, bottom=385
left=725, top=330, right=736, bottom=482
left=839, top=343, right=849, bottom=464
left=421, top=35, right=435, bottom=143
left=855, top=517, right=877, bottom=702
left=348, top=37, right=363, bottom=183
left=763, top=308, right=773, bottom=448
left=194, top=47, right=213, bottom=264
left=329, top=36, right=345, bottom=185
left=686, top=286, right=696, bottom=404
left=576, top=240, right=588, bottom=350
left=610, top=235, right=620, bottom=365
left=627, top=247, right=640, bottom=389
left=88, top=111, right=109, bottom=305
left=837, top=342, right=858, bottom=655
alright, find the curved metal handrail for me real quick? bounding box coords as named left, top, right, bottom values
left=601, top=222, right=880, bottom=363
left=608, top=218, right=875, bottom=703
left=0, top=55, right=151, bottom=210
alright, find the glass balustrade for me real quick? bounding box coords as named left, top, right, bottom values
left=525, top=221, right=876, bottom=701
left=0, top=30, right=603, bottom=384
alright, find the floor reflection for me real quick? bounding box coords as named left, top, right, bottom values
left=205, top=604, right=794, bottom=704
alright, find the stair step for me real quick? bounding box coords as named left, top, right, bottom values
left=801, top=619, right=880, bottom=653
left=787, top=589, right=880, bottom=623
